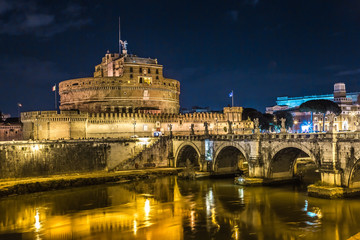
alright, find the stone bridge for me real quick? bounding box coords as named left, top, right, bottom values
left=172, top=132, right=360, bottom=188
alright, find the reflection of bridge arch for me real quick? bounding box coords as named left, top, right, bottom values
left=214, top=143, right=248, bottom=173
left=175, top=142, right=201, bottom=168
left=269, top=143, right=319, bottom=179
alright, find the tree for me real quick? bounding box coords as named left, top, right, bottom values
left=274, top=111, right=294, bottom=130
left=242, top=108, right=276, bottom=131
left=299, top=99, right=341, bottom=132
left=261, top=113, right=275, bottom=131
left=242, top=108, right=263, bottom=121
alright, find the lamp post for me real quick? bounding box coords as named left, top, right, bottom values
left=293, top=120, right=298, bottom=133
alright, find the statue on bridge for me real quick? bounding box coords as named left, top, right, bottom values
left=190, top=123, right=195, bottom=135
left=356, top=115, right=360, bottom=132
left=280, top=118, right=286, bottom=133
left=328, top=114, right=335, bottom=133
left=253, top=118, right=260, bottom=134
left=204, top=122, right=209, bottom=136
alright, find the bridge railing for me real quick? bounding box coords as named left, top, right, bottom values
left=172, top=132, right=360, bottom=141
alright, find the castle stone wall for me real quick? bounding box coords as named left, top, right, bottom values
left=21, top=107, right=253, bottom=140
left=0, top=138, right=168, bottom=178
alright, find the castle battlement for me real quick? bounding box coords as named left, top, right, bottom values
left=21, top=107, right=252, bottom=140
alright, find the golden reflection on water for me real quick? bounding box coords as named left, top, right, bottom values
left=1, top=177, right=360, bottom=239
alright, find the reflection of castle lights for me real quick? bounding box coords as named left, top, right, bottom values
left=211, top=208, right=220, bottom=229
left=34, top=209, right=41, bottom=232
left=190, top=210, right=195, bottom=231
left=145, top=199, right=150, bottom=217
left=206, top=189, right=214, bottom=216
left=233, top=225, right=239, bottom=240
left=133, top=219, right=137, bottom=235
left=238, top=188, right=244, bottom=199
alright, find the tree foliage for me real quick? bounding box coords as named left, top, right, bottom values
left=274, top=111, right=294, bottom=129
left=243, top=108, right=279, bottom=131
left=299, top=99, right=341, bottom=132
left=242, top=108, right=263, bottom=121
left=299, top=99, right=341, bottom=115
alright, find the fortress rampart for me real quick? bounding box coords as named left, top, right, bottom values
left=21, top=49, right=252, bottom=141
left=21, top=107, right=253, bottom=140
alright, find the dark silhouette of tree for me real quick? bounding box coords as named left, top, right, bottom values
left=242, top=108, right=263, bottom=121
left=262, top=113, right=275, bottom=130
left=242, top=108, right=276, bottom=131
left=299, top=99, right=341, bottom=131
left=274, top=111, right=294, bottom=130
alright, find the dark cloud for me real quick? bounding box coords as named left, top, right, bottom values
left=0, top=0, right=12, bottom=14
left=0, top=55, right=70, bottom=114
left=323, top=65, right=345, bottom=71
left=244, top=0, right=260, bottom=6
left=227, top=10, right=239, bottom=22
left=0, top=0, right=90, bottom=37
left=24, top=14, right=54, bottom=28
left=336, top=68, right=360, bottom=76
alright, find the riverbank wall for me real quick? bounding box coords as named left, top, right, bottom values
left=0, top=168, right=181, bottom=198
left=0, top=137, right=172, bottom=178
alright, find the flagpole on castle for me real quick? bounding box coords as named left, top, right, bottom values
left=52, top=84, right=57, bottom=110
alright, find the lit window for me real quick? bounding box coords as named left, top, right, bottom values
left=143, top=77, right=152, bottom=84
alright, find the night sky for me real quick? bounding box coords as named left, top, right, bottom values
left=1, top=0, right=360, bottom=116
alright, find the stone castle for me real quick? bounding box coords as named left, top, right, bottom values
left=21, top=43, right=253, bottom=140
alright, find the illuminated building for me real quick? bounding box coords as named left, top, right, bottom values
left=0, top=116, right=22, bottom=141
left=21, top=41, right=253, bottom=140
left=266, top=83, right=360, bottom=132
left=60, top=50, right=180, bottom=114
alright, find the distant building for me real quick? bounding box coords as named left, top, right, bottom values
left=180, top=106, right=212, bottom=114
left=266, top=83, right=360, bottom=132
left=0, top=117, right=22, bottom=141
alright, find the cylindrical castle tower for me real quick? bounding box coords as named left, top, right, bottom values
left=59, top=52, right=180, bottom=114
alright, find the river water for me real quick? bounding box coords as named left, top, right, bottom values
left=0, top=176, right=360, bottom=240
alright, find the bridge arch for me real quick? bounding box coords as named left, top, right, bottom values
left=175, top=142, right=201, bottom=168
left=348, top=158, right=360, bottom=188
left=268, top=143, right=320, bottom=182
left=213, top=142, right=249, bottom=173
